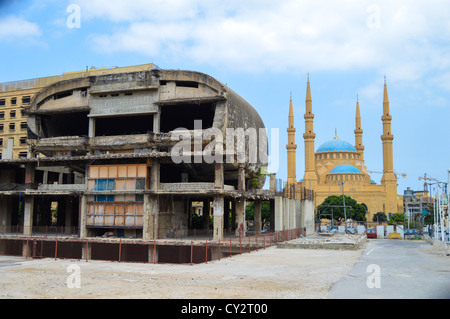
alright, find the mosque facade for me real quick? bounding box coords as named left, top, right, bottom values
left=286, top=77, right=403, bottom=221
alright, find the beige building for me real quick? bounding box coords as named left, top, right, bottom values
left=286, top=77, right=403, bottom=221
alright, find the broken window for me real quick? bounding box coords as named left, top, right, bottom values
left=176, top=81, right=199, bottom=88
left=11, top=97, right=16, bottom=105
left=160, top=102, right=215, bottom=132
left=10, top=110, right=15, bottom=118
left=9, top=123, right=15, bottom=131
left=54, top=90, right=73, bottom=100
left=95, top=114, right=154, bottom=136
left=0, top=99, right=5, bottom=106
left=40, top=112, right=89, bottom=138
left=0, top=112, right=4, bottom=119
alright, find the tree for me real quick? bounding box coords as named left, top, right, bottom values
left=245, top=201, right=271, bottom=222
left=372, top=212, right=387, bottom=223
left=317, top=195, right=367, bottom=222
left=388, top=213, right=405, bottom=225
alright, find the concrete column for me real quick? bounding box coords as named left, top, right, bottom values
left=214, top=163, right=224, bottom=189
left=202, top=199, right=210, bottom=231
left=143, top=194, right=151, bottom=241
left=79, top=195, right=88, bottom=238
left=153, top=110, right=160, bottom=133
left=42, top=170, right=49, bottom=185
left=235, top=199, right=246, bottom=236
left=283, top=198, right=289, bottom=230
left=238, top=165, right=245, bottom=191
left=295, top=199, right=301, bottom=229
left=274, top=196, right=283, bottom=231
left=144, top=195, right=159, bottom=240
left=23, top=196, right=34, bottom=236
left=288, top=199, right=295, bottom=230
left=88, top=117, right=96, bottom=138
left=213, top=195, right=224, bottom=240
left=254, top=199, right=262, bottom=234
left=150, top=159, right=160, bottom=190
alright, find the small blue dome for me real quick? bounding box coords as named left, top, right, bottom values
left=330, top=165, right=361, bottom=174
left=316, top=139, right=357, bottom=153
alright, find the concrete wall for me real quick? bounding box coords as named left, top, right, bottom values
left=274, top=196, right=315, bottom=235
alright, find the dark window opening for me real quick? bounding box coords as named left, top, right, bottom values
left=95, top=114, right=154, bottom=136
left=54, top=90, right=73, bottom=100
left=22, top=96, right=31, bottom=104
left=160, top=163, right=215, bottom=183
left=40, top=112, right=89, bottom=138
left=160, top=80, right=167, bottom=85
left=11, top=98, right=16, bottom=105
left=0, top=99, right=5, bottom=106
left=176, top=81, right=199, bottom=88
left=160, top=102, right=215, bottom=132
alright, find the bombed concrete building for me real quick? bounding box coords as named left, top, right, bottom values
left=0, top=63, right=309, bottom=245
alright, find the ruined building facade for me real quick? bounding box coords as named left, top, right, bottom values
left=0, top=64, right=288, bottom=241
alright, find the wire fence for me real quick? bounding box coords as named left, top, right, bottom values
left=0, top=228, right=305, bottom=265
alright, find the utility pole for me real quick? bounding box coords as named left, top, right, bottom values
left=339, top=181, right=347, bottom=233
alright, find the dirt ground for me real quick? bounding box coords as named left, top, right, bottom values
left=0, top=239, right=365, bottom=299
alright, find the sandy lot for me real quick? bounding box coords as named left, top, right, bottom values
left=0, top=240, right=364, bottom=299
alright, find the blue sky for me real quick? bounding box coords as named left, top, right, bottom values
left=0, top=0, right=449, bottom=195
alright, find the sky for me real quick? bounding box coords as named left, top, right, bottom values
left=0, top=0, right=449, bottom=195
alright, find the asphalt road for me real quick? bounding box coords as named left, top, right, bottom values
left=329, top=239, right=450, bottom=299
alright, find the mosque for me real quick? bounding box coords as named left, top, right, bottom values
left=286, top=77, right=403, bottom=221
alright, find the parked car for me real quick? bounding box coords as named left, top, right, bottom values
left=366, top=228, right=377, bottom=238
left=345, top=227, right=356, bottom=234
left=404, top=229, right=418, bottom=235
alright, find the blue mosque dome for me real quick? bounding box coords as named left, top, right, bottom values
left=330, top=165, right=361, bottom=174
left=316, top=138, right=357, bottom=153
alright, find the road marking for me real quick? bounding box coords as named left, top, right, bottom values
left=366, top=248, right=375, bottom=256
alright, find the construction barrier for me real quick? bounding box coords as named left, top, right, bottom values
left=0, top=228, right=304, bottom=265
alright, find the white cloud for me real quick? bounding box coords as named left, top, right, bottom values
left=0, top=15, right=41, bottom=40
left=78, top=0, right=450, bottom=83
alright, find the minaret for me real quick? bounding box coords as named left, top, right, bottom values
left=354, top=96, right=365, bottom=160
left=303, top=75, right=318, bottom=189
left=380, top=78, right=398, bottom=212
left=286, top=93, right=297, bottom=185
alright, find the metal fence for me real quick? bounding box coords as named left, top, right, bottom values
left=0, top=228, right=304, bottom=265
